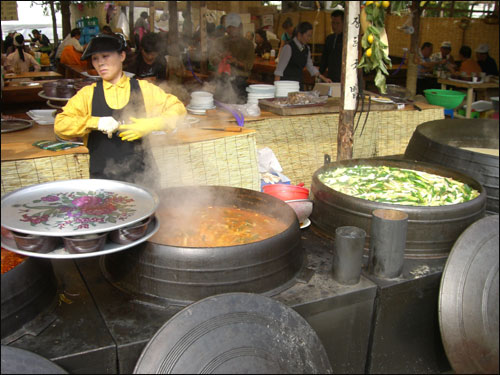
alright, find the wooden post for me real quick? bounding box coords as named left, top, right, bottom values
left=406, top=2, right=422, bottom=99
left=185, top=1, right=193, bottom=39
left=200, top=1, right=208, bottom=75
left=149, top=1, right=155, bottom=32
left=49, top=1, right=59, bottom=46
left=129, top=1, right=135, bottom=48
left=168, top=0, right=182, bottom=84
left=337, top=1, right=361, bottom=161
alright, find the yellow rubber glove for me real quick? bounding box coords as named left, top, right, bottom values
left=118, top=116, right=176, bottom=142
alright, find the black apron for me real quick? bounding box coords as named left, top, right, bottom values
left=282, top=40, right=309, bottom=87
left=88, top=78, right=157, bottom=186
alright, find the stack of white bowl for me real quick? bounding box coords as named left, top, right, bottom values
left=187, top=91, right=215, bottom=115
left=274, top=80, right=300, bottom=98
left=246, top=84, right=275, bottom=105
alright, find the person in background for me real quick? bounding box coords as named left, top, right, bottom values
left=101, top=25, right=115, bottom=35
left=4, top=33, right=40, bottom=73
left=254, top=28, right=272, bottom=58
left=451, top=45, right=482, bottom=76
left=274, top=22, right=331, bottom=89
left=125, top=32, right=167, bottom=83
left=30, top=29, right=52, bottom=53
left=320, top=9, right=344, bottom=83
left=278, top=17, right=294, bottom=60
left=134, top=11, right=150, bottom=47
left=60, top=45, right=87, bottom=67
left=245, top=31, right=256, bottom=48
left=430, top=41, right=455, bottom=73
left=3, top=32, right=16, bottom=54
left=475, top=44, right=499, bottom=76
left=415, top=42, right=443, bottom=94
left=54, top=33, right=185, bottom=185
left=209, top=13, right=255, bottom=104
left=56, top=28, right=84, bottom=61
left=215, top=14, right=226, bottom=38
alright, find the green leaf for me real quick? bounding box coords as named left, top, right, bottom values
left=375, top=69, right=387, bottom=94
left=361, top=35, right=369, bottom=49
left=368, top=25, right=380, bottom=36
left=379, top=63, right=389, bottom=75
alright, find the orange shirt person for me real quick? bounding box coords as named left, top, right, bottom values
left=453, top=46, right=482, bottom=76
left=60, top=45, right=87, bottom=66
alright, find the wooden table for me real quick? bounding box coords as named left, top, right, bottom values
left=438, top=78, right=499, bottom=118
left=3, top=71, right=62, bottom=80
left=1, top=80, right=61, bottom=105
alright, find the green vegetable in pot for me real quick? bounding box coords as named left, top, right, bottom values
left=319, top=165, right=480, bottom=206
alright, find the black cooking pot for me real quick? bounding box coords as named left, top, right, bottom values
left=310, top=158, right=486, bottom=259
left=1, top=256, right=57, bottom=339
left=404, top=119, right=498, bottom=214
left=102, top=186, right=303, bottom=305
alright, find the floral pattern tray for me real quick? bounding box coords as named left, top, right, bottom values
left=1, top=216, right=159, bottom=259
left=1, top=179, right=159, bottom=236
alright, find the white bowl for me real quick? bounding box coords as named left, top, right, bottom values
left=249, top=84, right=275, bottom=91
left=191, top=91, right=213, bottom=98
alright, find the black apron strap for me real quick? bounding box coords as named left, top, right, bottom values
left=88, top=78, right=151, bottom=183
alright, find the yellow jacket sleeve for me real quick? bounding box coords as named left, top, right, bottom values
left=137, top=79, right=187, bottom=127
left=54, top=84, right=100, bottom=145
left=54, top=75, right=186, bottom=145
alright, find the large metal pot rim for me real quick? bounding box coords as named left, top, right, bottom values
left=312, top=158, right=486, bottom=213
left=415, top=119, right=499, bottom=160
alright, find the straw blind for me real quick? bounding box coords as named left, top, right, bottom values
left=246, top=108, right=444, bottom=188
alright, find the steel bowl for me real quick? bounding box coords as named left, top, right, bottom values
left=12, top=232, right=59, bottom=253
left=55, top=84, right=76, bottom=98
left=63, top=233, right=108, bottom=254
left=109, top=216, right=152, bottom=245
left=42, top=82, right=58, bottom=97
left=285, top=199, right=313, bottom=223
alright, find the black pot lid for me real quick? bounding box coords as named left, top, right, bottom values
left=439, top=215, right=499, bottom=374
left=133, top=292, right=333, bottom=374
left=1, top=179, right=159, bottom=237
left=1, top=346, right=67, bottom=374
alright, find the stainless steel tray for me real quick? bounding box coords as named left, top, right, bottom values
left=1, top=179, right=159, bottom=236
left=1, top=216, right=160, bottom=259
left=1, top=119, right=33, bottom=133
left=38, top=90, right=71, bottom=102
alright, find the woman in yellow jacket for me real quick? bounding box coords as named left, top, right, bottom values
left=55, top=33, right=186, bottom=186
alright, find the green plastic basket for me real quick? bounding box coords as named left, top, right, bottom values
left=424, top=89, right=466, bottom=109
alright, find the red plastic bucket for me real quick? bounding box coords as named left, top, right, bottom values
left=263, top=184, right=310, bottom=201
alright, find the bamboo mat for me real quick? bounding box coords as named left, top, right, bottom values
left=246, top=108, right=444, bottom=188
left=2, top=154, right=90, bottom=196
left=1, top=108, right=443, bottom=195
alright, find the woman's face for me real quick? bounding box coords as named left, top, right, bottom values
left=91, top=51, right=126, bottom=84
left=298, top=29, right=313, bottom=45
left=255, top=33, right=264, bottom=45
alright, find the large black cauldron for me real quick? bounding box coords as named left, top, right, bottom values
left=102, top=186, right=303, bottom=305
left=405, top=119, right=498, bottom=215
left=310, top=158, right=486, bottom=259
left=1, top=257, right=57, bottom=339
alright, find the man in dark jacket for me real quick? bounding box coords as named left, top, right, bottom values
left=320, top=10, right=344, bottom=83
left=475, top=44, right=499, bottom=76
left=125, top=32, right=167, bottom=82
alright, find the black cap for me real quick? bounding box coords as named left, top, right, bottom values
left=81, top=33, right=126, bottom=60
